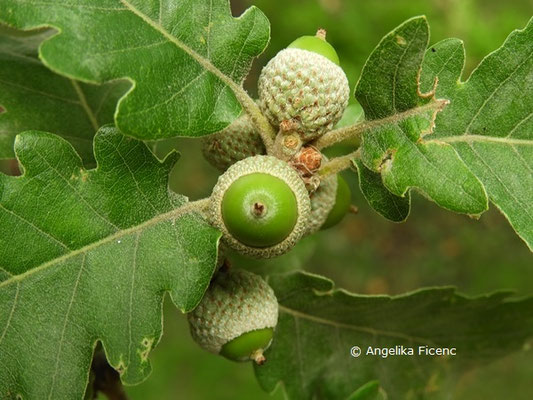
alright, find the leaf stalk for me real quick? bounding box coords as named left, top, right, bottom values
left=319, top=149, right=361, bottom=177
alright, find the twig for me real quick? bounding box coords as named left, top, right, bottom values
left=314, top=122, right=368, bottom=150
left=233, top=90, right=277, bottom=153
left=318, top=149, right=361, bottom=177
left=314, top=99, right=448, bottom=150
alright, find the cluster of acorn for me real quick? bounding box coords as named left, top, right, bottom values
left=188, top=31, right=351, bottom=364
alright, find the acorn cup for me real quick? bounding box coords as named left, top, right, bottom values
left=201, top=114, right=266, bottom=171
left=258, top=29, right=350, bottom=142
left=321, top=175, right=352, bottom=230
left=188, top=269, right=278, bottom=364
left=208, top=155, right=311, bottom=258
left=306, top=173, right=339, bottom=234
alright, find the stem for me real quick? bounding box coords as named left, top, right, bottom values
left=190, top=198, right=211, bottom=215
left=233, top=89, right=276, bottom=154
left=316, top=28, right=327, bottom=40
left=318, top=149, right=361, bottom=177
left=272, top=131, right=302, bottom=161
left=252, top=349, right=266, bottom=365
left=314, top=99, right=448, bottom=150
left=314, top=122, right=367, bottom=150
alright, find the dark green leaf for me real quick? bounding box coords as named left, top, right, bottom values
left=420, top=19, right=533, bottom=250
left=0, top=30, right=128, bottom=163
left=354, top=17, right=488, bottom=216
left=353, top=159, right=410, bottom=222
left=0, top=127, right=220, bottom=399
left=0, top=0, right=270, bottom=140
left=255, top=272, right=533, bottom=400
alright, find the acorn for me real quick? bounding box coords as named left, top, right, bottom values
left=188, top=269, right=278, bottom=364
left=322, top=175, right=352, bottom=230
left=306, top=174, right=338, bottom=234
left=201, top=114, right=266, bottom=171
left=258, top=29, right=349, bottom=141
left=209, top=155, right=311, bottom=258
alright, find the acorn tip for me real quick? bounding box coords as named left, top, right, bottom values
left=252, top=350, right=266, bottom=365
left=316, top=28, right=327, bottom=41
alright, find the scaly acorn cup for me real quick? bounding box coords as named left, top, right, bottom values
left=258, top=30, right=350, bottom=141
left=321, top=175, right=352, bottom=230
left=188, top=269, right=278, bottom=364
left=209, top=155, right=311, bottom=258
left=201, top=114, right=266, bottom=171
left=306, top=174, right=338, bottom=234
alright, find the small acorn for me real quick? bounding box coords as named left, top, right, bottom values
left=306, top=174, right=338, bottom=234
left=201, top=114, right=266, bottom=171
left=258, top=29, right=349, bottom=141
left=321, top=175, right=352, bottom=230
left=209, top=155, right=311, bottom=258
left=188, top=269, right=278, bottom=364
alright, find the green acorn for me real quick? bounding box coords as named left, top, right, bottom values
left=201, top=114, right=266, bottom=171
left=188, top=269, right=278, bottom=364
left=321, top=175, right=352, bottom=229
left=209, top=155, right=311, bottom=258
left=306, top=174, right=338, bottom=234
left=258, top=30, right=349, bottom=141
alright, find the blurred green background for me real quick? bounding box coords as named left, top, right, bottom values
left=2, top=0, right=531, bottom=398
left=124, top=1, right=532, bottom=398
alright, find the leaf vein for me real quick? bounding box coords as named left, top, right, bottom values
left=228, top=8, right=256, bottom=81
left=124, top=70, right=208, bottom=117
left=0, top=281, right=20, bottom=346
left=467, top=142, right=533, bottom=221
left=0, top=78, right=79, bottom=104
left=464, top=51, right=533, bottom=134
left=391, top=22, right=422, bottom=112
left=408, top=133, right=484, bottom=207
left=506, top=111, right=533, bottom=138
left=437, top=135, right=533, bottom=146
left=0, top=199, right=208, bottom=289
left=102, top=136, right=161, bottom=214
left=0, top=203, right=71, bottom=251
left=13, top=1, right=127, bottom=11
left=279, top=305, right=436, bottom=345
left=511, top=144, right=533, bottom=175
left=127, top=231, right=141, bottom=368
left=34, top=152, right=120, bottom=231
left=47, top=253, right=86, bottom=400
left=429, top=43, right=462, bottom=81
left=89, top=40, right=167, bottom=57
left=0, top=49, right=40, bottom=64
left=71, top=80, right=99, bottom=132
left=206, top=0, right=213, bottom=59
left=293, top=315, right=305, bottom=392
